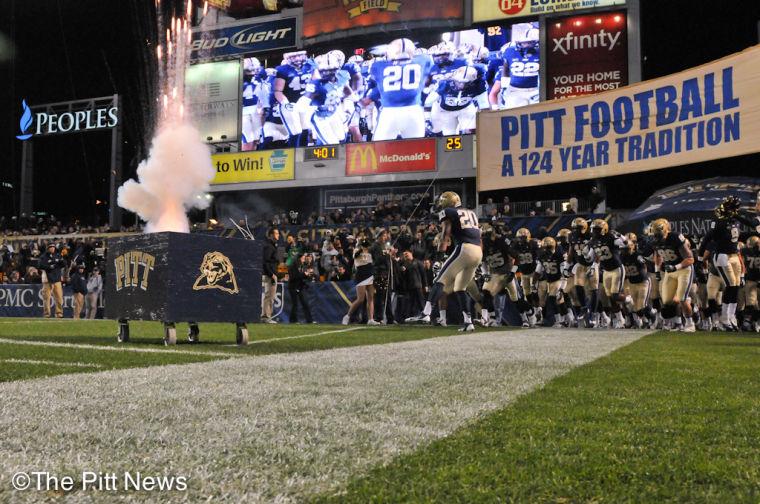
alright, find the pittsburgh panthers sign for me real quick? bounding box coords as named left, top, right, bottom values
left=193, top=252, right=239, bottom=295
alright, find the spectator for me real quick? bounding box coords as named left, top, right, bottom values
left=590, top=186, right=605, bottom=213
left=39, top=243, right=65, bottom=318
left=287, top=253, right=314, bottom=324
left=481, top=198, right=496, bottom=218
left=400, top=250, right=425, bottom=320
left=86, top=267, right=103, bottom=319
left=69, top=263, right=88, bottom=319
left=321, top=238, right=339, bottom=274
left=371, top=229, right=395, bottom=324
left=502, top=196, right=511, bottom=216
left=568, top=194, right=579, bottom=214
left=261, top=228, right=279, bottom=323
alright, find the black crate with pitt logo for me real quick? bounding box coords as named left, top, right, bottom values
left=105, top=232, right=261, bottom=324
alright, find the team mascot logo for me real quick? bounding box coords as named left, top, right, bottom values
left=193, top=252, right=239, bottom=294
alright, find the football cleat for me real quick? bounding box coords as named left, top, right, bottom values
left=367, top=319, right=381, bottom=326
left=458, top=323, right=475, bottom=332
left=405, top=313, right=431, bottom=324
left=342, top=315, right=350, bottom=325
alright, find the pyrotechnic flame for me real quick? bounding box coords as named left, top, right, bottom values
left=203, top=1, right=208, bottom=16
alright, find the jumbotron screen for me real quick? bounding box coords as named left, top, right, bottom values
left=239, top=22, right=541, bottom=151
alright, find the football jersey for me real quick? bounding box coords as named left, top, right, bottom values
left=436, top=79, right=482, bottom=111
left=273, top=61, right=316, bottom=104
left=370, top=55, right=433, bottom=107
left=742, top=247, right=760, bottom=281
left=621, top=250, right=648, bottom=283
left=438, top=207, right=481, bottom=246
left=703, top=219, right=740, bottom=254
left=510, top=240, right=539, bottom=275
left=484, top=236, right=512, bottom=275
left=242, top=80, right=258, bottom=107
left=638, top=239, right=657, bottom=273
left=502, top=44, right=539, bottom=89
left=569, top=232, right=593, bottom=267
left=539, top=249, right=565, bottom=282
left=307, top=71, right=350, bottom=117
left=589, top=232, right=625, bottom=271
left=485, top=57, right=502, bottom=87
left=654, top=233, right=690, bottom=267
left=428, top=58, right=467, bottom=86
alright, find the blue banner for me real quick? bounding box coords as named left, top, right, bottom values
left=190, top=17, right=297, bottom=61
left=0, top=284, right=104, bottom=318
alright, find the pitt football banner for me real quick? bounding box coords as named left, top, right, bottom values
left=476, top=45, right=760, bottom=191
left=346, top=139, right=436, bottom=176
left=473, top=0, right=626, bottom=23
left=303, top=0, right=464, bottom=39
left=211, top=149, right=295, bottom=184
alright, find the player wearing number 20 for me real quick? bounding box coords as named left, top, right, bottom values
left=406, top=191, right=482, bottom=332
left=370, top=38, right=433, bottom=141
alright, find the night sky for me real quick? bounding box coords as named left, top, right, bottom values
left=1, top=0, right=759, bottom=222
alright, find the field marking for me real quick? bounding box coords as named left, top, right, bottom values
left=0, top=329, right=650, bottom=503
left=0, top=358, right=104, bottom=369
left=223, top=326, right=366, bottom=346
left=0, top=338, right=240, bottom=358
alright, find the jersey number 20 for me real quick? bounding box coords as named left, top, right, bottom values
left=457, top=209, right=478, bottom=229
left=383, top=64, right=421, bottom=91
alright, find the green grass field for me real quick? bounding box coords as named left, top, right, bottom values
left=1, top=320, right=758, bottom=502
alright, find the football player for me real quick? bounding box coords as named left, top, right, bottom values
left=306, top=53, right=350, bottom=146
left=406, top=191, right=482, bottom=332
left=568, top=217, right=600, bottom=327
left=651, top=218, right=696, bottom=332
left=741, top=235, right=760, bottom=331
left=427, top=65, right=485, bottom=135
left=370, top=38, right=433, bottom=141
left=587, top=219, right=628, bottom=329
left=700, top=197, right=745, bottom=330
left=267, top=50, right=317, bottom=148
left=241, top=57, right=266, bottom=151
left=621, top=233, right=651, bottom=328
left=510, top=228, right=541, bottom=325
left=697, top=234, right=726, bottom=331
left=537, top=236, right=572, bottom=328
left=479, top=223, right=511, bottom=326
left=489, top=24, right=539, bottom=110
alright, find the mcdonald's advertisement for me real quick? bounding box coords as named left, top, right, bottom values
left=476, top=45, right=760, bottom=191
left=473, top=0, right=626, bottom=23
left=211, top=149, right=295, bottom=184
left=346, top=139, right=437, bottom=176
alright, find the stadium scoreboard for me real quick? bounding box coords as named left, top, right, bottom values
left=444, top=136, right=463, bottom=152
left=305, top=146, right=339, bottom=161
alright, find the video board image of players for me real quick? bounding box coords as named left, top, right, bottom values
left=239, top=21, right=540, bottom=151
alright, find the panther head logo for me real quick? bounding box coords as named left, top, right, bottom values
left=192, top=251, right=239, bottom=294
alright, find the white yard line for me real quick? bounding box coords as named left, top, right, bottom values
left=0, top=329, right=651, bottom=504
left=224, top=325, right=367, bottom=346
left=0, top=358, right=104, bottom=369
left=0, top=338, right=238, bottom=358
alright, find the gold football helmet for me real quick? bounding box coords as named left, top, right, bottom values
left=438, top=191, right=462, bottom=209
left=571, top=217, right=588, bottom=234
left=650, top=218, right=671, bottom=240
left=542, top=236, right=556, bottom=252
left=590, top=218, right=609, bottom=236
left=516, top=228, right=531, bottom=242
left=556, top=228, right=571, bottom=243
left=747, top=235, right=760, bottom=250
left=625, top=232, right=638, bottom=252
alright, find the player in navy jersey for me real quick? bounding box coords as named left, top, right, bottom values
left=510, top=228, right=542, bottom=325
left=538, top=237, right=573, bottom=328
left=651, top=218, right=696, bottom=332
left=621, top=233, right=652, bottom=328
left=587, top=219, right=629, bottom=329
left=305, top=53, right=350, bottom=146
left=267, top=50, right=317, bottom=148
left=568, top=218, right=600, bottom=327
left=741, top=236, right=760, bottom=331
left=370, top=38, right=433, bottom=141
left=406, top=191, right=482, bottom=332
left=426, top=65, right=484, bottom=135
left=339, top=53, right=365, bottom=142
left=488, top=24, right=539, bottom=110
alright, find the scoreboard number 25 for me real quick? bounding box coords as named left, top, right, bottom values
left=445, top=136, right=463, bottom=152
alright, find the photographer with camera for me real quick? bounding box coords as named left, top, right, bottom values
left=342, top=236, right=379, bottom=325
left=371, top=229, right=396, bottom=324
left=287, top=253, right=315, bottom=324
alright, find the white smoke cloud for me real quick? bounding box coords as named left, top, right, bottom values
left=117, top=122, right=214, bottom=233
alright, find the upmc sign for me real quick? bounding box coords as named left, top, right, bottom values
left=346, top=139, right=437, bottom=176
left=547, top=11, right=628, bottom=100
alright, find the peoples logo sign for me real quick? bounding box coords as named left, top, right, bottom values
left=16, top=98, right=119, bottom=140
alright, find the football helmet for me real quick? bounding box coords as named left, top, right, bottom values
left=327, top=49, right=346, bottom=69
left=387, top=38, right=416, bottom=64
left=432, top=41, right=455, bottom=64
left=571, top=217, right=589, bottom=235
left=516, top=228, right=531, bottom=242
left=714, top=195, right=741, bottom=220
left=542, top=236, right=556, bottom=252
left=474, top=46, right=491, bottom=63
left=438, top=191, right=462, bottom=209
left=480, top=223, right=493, bottom=236
left=414, top=47, right=428, bottom=56
left=590, top=219, right=609, bottom=237
left=556, top=228, right=571, bottom=244
left=650, top=218, right=671, bottom=240
left=284, top=50, right=308, bottom=69
left=748, top=235, right=760, bottom=250
left=626, top=232, right=638, bottom=252
left=456, top=43, right=474, bottom=59
left=243, top=57, right=261, bottom=75
left=451, top=65, right=478, bottom=89
left=316, top=53, right=341, bottom=81
left=515, top=25, right=539, bottom=51
left=347, top=54, right=363, bottom=66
